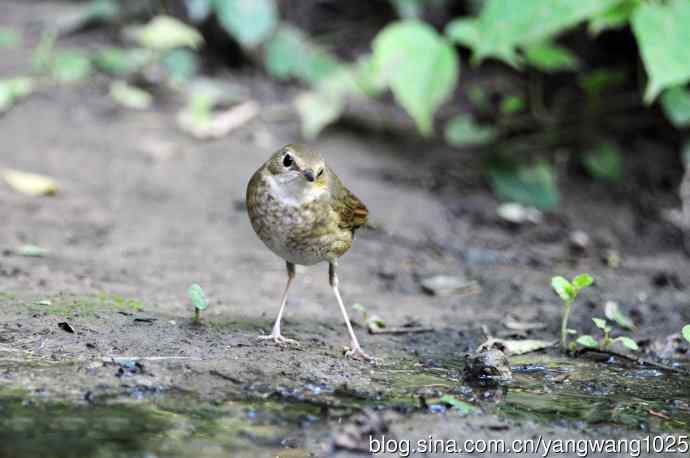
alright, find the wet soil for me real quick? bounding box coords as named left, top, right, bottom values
left=2, top=1, right=690, bottom=457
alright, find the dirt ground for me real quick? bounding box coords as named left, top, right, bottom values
left=2, top=1, right=690, bottom=457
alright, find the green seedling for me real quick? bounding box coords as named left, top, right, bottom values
left=683, top=325, right=690, bottom=344
left=352, top=303, right=385, bottom=330
left=352, top=303, right=369, bottom=322
left=188, top=283, right=208, bottom=321
left=576, top=317, right=639, bottom=352
left=551, top=273, right=593, bottom=351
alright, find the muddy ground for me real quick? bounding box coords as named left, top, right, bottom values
left=2, top=1, right=690, bottom=457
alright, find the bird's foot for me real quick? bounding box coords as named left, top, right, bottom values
left=344, top=344, right=378, bottom=363
left=257, top=333, right=300, bottom=346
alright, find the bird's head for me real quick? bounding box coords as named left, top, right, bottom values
left=265, top=144, right=328, bottom=195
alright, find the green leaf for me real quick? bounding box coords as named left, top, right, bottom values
left=682, top=325, right=690, bottom=343
left=0, top=27, right=20, bottom=48
left=127, top=15, right=203, bottom=51
left=582, top=142, right=623, bottom=182
left=294, top=91, right=344, bottom=140
left=661, top=86, right=690, bottom=128
left=523, top=42, right=579, bottom=72
left=264, top=24, right=342, bottom=85
left=52, top=50, right=92, bottom=83
left=110, top=81, right=153, bottom=110
left=572, top=273, right=593, bottom=290
left=214, top=0, right=277, bottom=48
left=576, top=335, right=599, bottom=349
left=592, top=317, right=608, bottom=330
left=551, top=276, right=575, bottom=302
left=615, top=336, right=639, bottom=351
left=439, top=395, right=480, bottom=414
left=188, top=283, right=209, bottom=311
left=632, top=0, right=690, bottom=102
left=372, top=20, right=459, bottom=136
left=500, top=95, right=525, bottom=114
left=469, top=0, right=620, bottom=64
left=163, top=48, right=200, bottom=83
left=588, top=0, right=640, bottom=35
left=488, top=161, right=559, bottom=209
left=93, top=47, right=152, bottom=76
left=604, top=301, right=635, bottom=330
left=444, top=114, right=496, bottom=146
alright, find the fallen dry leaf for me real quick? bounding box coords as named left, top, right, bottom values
left=479, top=337, right=556, bottom=356
left=2, top=168, right=58, bottom=196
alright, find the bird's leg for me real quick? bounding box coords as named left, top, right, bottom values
left=258, top=261, right=299, bottom=345
left=329, top=262, right=374, bottom=361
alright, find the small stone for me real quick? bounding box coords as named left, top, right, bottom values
left=569, top=230, right=591, bottom=253
left=464, top=348, right=512, bottom=381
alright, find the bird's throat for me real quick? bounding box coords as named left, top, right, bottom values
left=267, top=174, right=324, bottom=206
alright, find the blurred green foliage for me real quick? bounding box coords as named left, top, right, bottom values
left=4, top=0, right=690, bottom=208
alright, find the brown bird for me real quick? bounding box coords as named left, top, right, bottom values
left=246, top=144, right=372, bottom=360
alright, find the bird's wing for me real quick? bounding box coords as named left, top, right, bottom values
left=329, top=168, right=368, bottom=233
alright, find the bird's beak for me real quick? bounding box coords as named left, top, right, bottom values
left=303, top=169, right=316, bottom=182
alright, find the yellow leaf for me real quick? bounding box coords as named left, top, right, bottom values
left=2, top=168, right=58, bottom=196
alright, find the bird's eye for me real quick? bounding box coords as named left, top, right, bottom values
left=317, top=169, right=324, bottom=178
left=282, top=154, right=293, bottom=167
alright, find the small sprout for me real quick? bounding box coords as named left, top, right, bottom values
left=592, top=317, right=613, bottom=348
left=551, top=273, right=593, bottom=351
left=188, top=283, right=208, bottom=321
left=576, top=335, right=598, bottom=349
left=577, top=317, right=639, bottom=352
left=367, top=315, right=386, bottom=333
left=682, top=325, right=690, bottom=344
left=352, top=303, right=368, bottom=322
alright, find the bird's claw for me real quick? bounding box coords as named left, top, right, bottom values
left=257, top=333, right=300, bottom=346
left=344, top=344, right=378, bottom=363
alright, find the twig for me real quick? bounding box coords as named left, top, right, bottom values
left=209, top=369, right=243, bottom=384
left=368, top=326, right=434, bottom=335
left=575, top=348, right=690, bottom=376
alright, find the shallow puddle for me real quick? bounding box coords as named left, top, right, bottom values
left=0, top=388, right=323, bottom=458
left=1, top=354, right=689, bottom=457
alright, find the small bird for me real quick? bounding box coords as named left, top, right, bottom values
left=246, top=144, right=372, bottom=361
